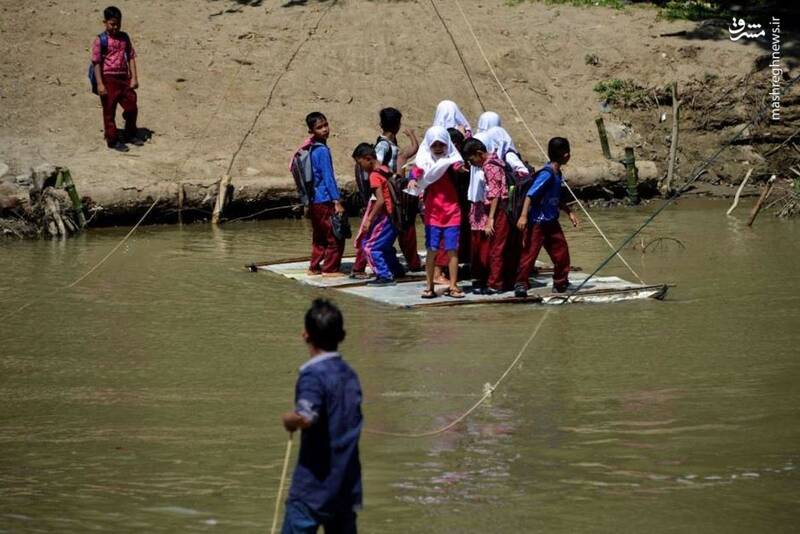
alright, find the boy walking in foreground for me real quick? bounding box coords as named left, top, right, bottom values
left=91, top=6, right=141, bottom=152
left=303, top=112, right=346, bottom=277
left=514, top=137, right=579, bottom=297
left=281, top=299, right=362, bottom=534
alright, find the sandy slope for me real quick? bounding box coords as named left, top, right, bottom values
left=0, top=0, right=765, bottom=210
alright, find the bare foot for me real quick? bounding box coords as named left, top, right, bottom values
left=306, top=270, right=322, bottom=276
left=322, top=272, right=346, bottom=278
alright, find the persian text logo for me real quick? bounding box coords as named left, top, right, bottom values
left=728, top=18, right=765, bottom=41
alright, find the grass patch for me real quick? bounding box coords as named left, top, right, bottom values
left=593, top=79, right=651, bottom=107
left=658, top=1, right=728, bottom=21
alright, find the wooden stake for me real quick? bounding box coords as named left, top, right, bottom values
left=211, top=174, right=231, bottom=225
left=623, top=146, right=639, bottom=204
left=726, top=168, right=753, bottom=216
left=662, top=82, right=680, bottom=195
left=747, top=175, right=776, bottom=227
left=595, top=117, right=612, bottom=159
left=58, top=169, right=86, bottom=228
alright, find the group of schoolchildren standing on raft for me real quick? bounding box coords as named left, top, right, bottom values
left=291, top=100, right=579, bottom=300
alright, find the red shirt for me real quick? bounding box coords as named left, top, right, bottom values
left=422, top=167, right=461, bottom=227
left=91, top=32, right=136, bottom=76
left=369, top=166, right=394, bottom=215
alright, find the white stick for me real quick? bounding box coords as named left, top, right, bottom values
left=726, top=168, right=753, bottom=216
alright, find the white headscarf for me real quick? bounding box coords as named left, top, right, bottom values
left=476, top=111, right=501, bottom=133
left=415, top=126, right=463, bottom=190
left=467, top=127, right=529, bottom=202
left=432, top=100, right=472, bottom=133
left=468, top=130, right=490, bottom=203
left=485, top=126, right=529, bottom=176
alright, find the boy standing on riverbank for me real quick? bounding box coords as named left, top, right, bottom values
left=514, top=137, right=579, bottom=297
left=304, top=112, right=346, bottom=277
left=281, top=299, right=362, bottom=534
left=91, top=6, right=141, bottom=152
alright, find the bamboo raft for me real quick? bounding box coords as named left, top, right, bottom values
left=249, top=254, right=669, bottom=308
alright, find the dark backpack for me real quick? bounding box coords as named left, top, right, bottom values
left=354, top=164, right=372, bottom=208
left=373, top=168, right=412, bottom=231
left=88, top=32, right=131, bottom=94
left=290, top=142, right=324, bottom=206
left=375, top=137, right=396, bottom=167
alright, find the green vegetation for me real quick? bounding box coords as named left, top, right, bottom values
left=506, top=0, right=733, bottom=21
left=593, top=79, right=650, bottom=107
left=658, top=1, right=727, bottom=21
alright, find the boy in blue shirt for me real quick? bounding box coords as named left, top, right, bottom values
left=514, top=137, right=579, bottom=297
left=281, top=299, right=362, bottom=533
left=304, top=112, right=346, bottom=277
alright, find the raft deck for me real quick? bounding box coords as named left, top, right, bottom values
left=252, top=255, right=669, bottom=308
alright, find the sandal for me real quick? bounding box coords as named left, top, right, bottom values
left=421, top=288, right=438, bottom=299
left=444, top=287, right=465, bottom=299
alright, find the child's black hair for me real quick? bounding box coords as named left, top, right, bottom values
left=461, top=138, right=487, bottom=159
left=104, top=6, right=122, bottom=20
left=548, top=137, right=570, bottom=162
left=305, top=111, right=327, bottom=131
left=305, top=299, right=346, bottom=351
left=447, top=128, right=465, bottom=153
left=379, top=107, right=402, bottom=133
left=351, top=142, right=376, bottom=160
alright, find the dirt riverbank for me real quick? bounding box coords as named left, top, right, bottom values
left=1, top=0, right=796, bottom=230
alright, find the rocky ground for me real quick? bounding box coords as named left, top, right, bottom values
left=1, top=0, right=797, bottom=234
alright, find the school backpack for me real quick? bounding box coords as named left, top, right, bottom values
left=373, top=168, right=413, bottom=231
left=353, top=164, right=372, bottom=209
left=375, top=137, right=396, bottom=168
left=484, top=152, right=539, bottom=222
left=87, top=32, right=131, bottom=94
left=290, top=141, right=324, bottom=206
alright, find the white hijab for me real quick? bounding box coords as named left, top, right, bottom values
left=432, top=100, right=472, bottom=133
left=467, top=126, right=529, bottom=202
left=476, top=111, right=501, bottom=133
left=415, top=126, right=463, bottom=190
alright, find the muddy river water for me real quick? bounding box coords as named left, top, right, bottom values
left=1, top=199, right=798, bottom=532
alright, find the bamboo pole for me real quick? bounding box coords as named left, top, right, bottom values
left=58, top=169, right=87, bottom=228
left=726, top=168, right=753, bottom=216
left=595, top=117, right=612, bottom=159
left=747, top=175, right=776, bottom=227
left=662, top=82, right=680, bottom=195
left=211, top=174, right=231, bottom=225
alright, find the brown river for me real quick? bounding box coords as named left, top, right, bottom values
left=1, top=198, right=798, bottom=532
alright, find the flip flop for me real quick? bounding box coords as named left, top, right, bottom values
left=421, top=289, right=438, bottom=299
left=444, top=287, right=465, bottom=299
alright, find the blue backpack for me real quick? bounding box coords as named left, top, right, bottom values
left=87, top=32, right=130, bottom=94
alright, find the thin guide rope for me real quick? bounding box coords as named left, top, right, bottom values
left=448, top=0, right=644, bottom=284
left=365, top=310, right=550, bottom=438
left=0, top=197, right=161, bottom=321
left=270, top=436, right=294, bottom=534
left=428, top=0, right=486, bottom=112
left=556, top=73, right=800, bottom=303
